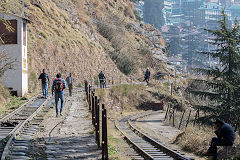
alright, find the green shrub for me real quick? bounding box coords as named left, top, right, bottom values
left=164, top=82, right=170, bottom=89
left=139, top=46, right=151, bottom=55
left=111, top=84, right=135, bottom=96
left=6, top=96, right=26, bottom=109
left=94, top=75, right=99, bottom=85
left=117, top=55, right=135, bottom=75
left=134, top=10, right=143, bottom=21
left=109, top=50, right=135, bottom=75
left=29, top=71, right=37, bottom=91
left=97, top=22, right=114, bottom=41
left=77, top=83, right=83, bottom=87
left=0, top=84, right=10, bottom=100
left=108, top=144, right=117, bottom=156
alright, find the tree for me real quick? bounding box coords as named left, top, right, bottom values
left=187, top=11, right=240, bottom=123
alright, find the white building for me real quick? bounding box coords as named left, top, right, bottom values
left=198, top=2, right=231, bottom=27
left=0, top=12, right=30, bottom=96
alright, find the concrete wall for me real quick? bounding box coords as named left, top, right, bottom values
left=21, top=23, right=28, bottom=96
left=0, top=13, right=28, bottom=96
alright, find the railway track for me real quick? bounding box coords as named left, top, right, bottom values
left=0, top=95, right=54, bottom=160
left=115, top=111, right=194, bottom=160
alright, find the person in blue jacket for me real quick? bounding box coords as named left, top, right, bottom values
left=205, top=119, right=235, bottom=160
left=52, top=73, right=66, bottom=117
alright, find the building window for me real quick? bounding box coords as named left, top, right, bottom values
left=23, top=23, right=26, bottom=46
left=0, top=20, right=17, bottom=44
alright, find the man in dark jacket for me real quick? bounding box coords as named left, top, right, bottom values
left=38, top=69, right=50, bottom=98
left=52, top=73, right=66, bottom=117
left=206, top=119, right=235, bottom=160
left=144, top=68, right=151, bottom=83
left=98, top=71, right=106, bottom=88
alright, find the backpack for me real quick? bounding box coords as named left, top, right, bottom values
left=55, top=78, right=63, bottom=91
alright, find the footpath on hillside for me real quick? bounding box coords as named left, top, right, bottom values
left=31, top=91, right=101, bottom=159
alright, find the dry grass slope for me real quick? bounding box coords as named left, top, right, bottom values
left=1, top=0, right=167, bottom=93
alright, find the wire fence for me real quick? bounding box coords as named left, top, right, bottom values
left=164, top=103, right=240, bottom=132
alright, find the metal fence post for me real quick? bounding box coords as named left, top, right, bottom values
left=193, top=109, right=199, bottom=127
left=92, top=90, right=95, bottom=125
left=186, top=110, right=192, bottom=128
left=164, top=104, right=170, bottom=120
left=102, top=104, right=105, bottom=160
left=102, top=104, right=108, bottom=160
left=85, top=80, right=88, bottom=101
left=172, top=108, right=175, bottom=127
left=95, top=97, right=100, bottom=148
left=88, top=85, right=91, bottom=111
left=105, top=78, right=107, bottom=88
left=169, top=109, right=173, bottom=124
left=179, top=110, right=185, bottom=129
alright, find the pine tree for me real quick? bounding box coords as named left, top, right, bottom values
left=188, top=11, right=240, bottom=123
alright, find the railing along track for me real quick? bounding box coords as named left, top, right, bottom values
left=115, top=111, right=194, bottom=160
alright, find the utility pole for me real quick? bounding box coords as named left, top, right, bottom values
left=22, top=0, right=24, bottom=18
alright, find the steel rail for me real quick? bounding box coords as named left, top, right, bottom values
left=0, top=94, right=41, bottom=123
left=1, top=97, right=49, bottom=160
left=0, top=94, right=42, bottom=146
left=128, top=120, right=193, bottom=160
left=115, top=119, right=156, bottom=160
left=115, top=111, right=194, bottom=160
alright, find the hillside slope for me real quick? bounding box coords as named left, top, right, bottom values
left=0, top=0, right=167, bottom=92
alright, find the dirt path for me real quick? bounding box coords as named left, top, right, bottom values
left=33, top=92, right=101, bottom=159
left=135, top=111, right=206, bottom=160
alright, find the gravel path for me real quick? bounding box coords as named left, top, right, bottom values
left=33, top=92, right=101, bottom=159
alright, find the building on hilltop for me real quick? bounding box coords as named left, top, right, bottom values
left=0, top=12, right=30, bottom=96
left=219, top=0, right=232, bottom=8
left=227, top=4, right=240, bottom=22
left=196, top=2, right=231, bottom=28
left=162, top=0, right=185, bottom=25
left=182, top=0, right=203, bottom=24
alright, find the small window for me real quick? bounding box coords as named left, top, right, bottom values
left=23, top=23, right=26, bottom=46
left=0, top=20, right=17, bottom=44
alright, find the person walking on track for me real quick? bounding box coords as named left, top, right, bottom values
left=205, top=119, right=235, bottom=160
left=144, top=68, right=151, bottom=84
left=98, top=71, right=106, bottom=88
left=52, top=73, right=66, bottom=117
left=66, top=73, right=73, bottom=96
left=38, top=69, right=50, bottom=99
